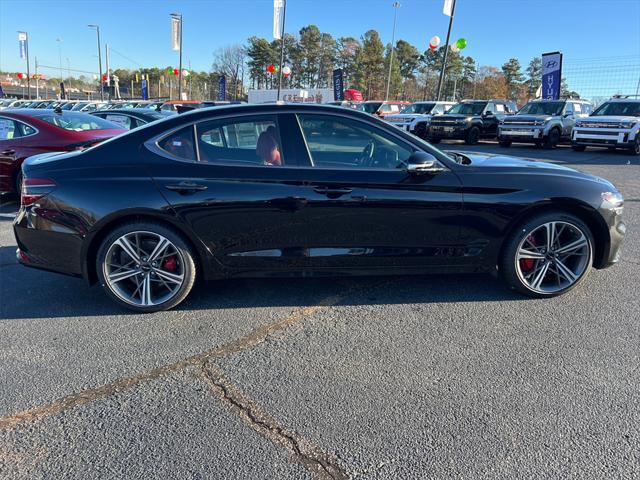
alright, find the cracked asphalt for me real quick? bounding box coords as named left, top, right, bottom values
left=0, top=142, right=639, bottom=479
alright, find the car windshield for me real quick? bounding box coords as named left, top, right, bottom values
left=518, top=102, right=564, bottom=115
left=400, top=103, right=435, bottom=114
left=446, top=102, right=487, bottom=115
left=357, top=102, right=383, bottom=114
left=591, top=101, right=640, bottom=117
left=39, top=112, right=121, bottom=131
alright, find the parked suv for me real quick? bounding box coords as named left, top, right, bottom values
left=428, top=99, right=517, bottom=144
left=571, top=96, right=640, bottom=155
left=385, top=101, right=455, bottom=134
left=355, top=101, right=410, bottom=118
left=498, top=99, right=592, bottom=149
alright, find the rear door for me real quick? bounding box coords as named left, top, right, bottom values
left=145, top=112, right=312, bottom=273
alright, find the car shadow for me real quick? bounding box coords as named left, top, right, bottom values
left=0, top=243, right=522, bottom=320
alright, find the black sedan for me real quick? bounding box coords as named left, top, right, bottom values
left=14, top=104, right=625, bottom=312
left=91, top=108, right=175, bottom=130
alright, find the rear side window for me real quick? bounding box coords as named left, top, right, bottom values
left=0, top=118, right=36, bottom=140
left=39, top=112, right=120, bottom=131
left=196, top=116, right=283, bottom=166
left=158, top=126, right=197, bottom=161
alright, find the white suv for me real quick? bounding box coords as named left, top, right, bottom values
left=572, top=96, right=640, bottom=155
left=385, top=101, right=455, bottom=135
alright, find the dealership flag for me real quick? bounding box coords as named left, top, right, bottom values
left=18, top=32, right=27, bottom=59
left=273, top=0, right=283, bottom=39
left=171, top=17, right=181, bottom=51
left=541, top=52, right=563, bottom=100
left=443, top=0, right=454, bottom=16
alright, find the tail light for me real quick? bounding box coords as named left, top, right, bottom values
left=21, top=177, right=57, bottom=207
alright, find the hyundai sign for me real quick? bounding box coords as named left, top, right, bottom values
left=541, top=51, right=562, bottom=100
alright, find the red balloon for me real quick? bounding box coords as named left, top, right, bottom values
left=102, top=74, right=108, bottom=81
left=173, top=68, right=180, bottom=76
left=267, top=64, right=276, bottom=74
left=429, top=43, right=437, bottom=50
left=17, top=72, right=24, bottom=79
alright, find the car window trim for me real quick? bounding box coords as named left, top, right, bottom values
left=0, top=116, right=40, bottom=141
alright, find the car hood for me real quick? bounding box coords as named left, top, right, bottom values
left=386, top=113, right=431, bottom=121
left=503, top=114, right=553, bottom=123
left=433, top=114, right=475, bottom=121
left=578, top=115, right=639, bottom=123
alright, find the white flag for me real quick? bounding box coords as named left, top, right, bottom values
left=443, top=0, right=454, bottom=16
left=273, top=0, right=283, bottom=40
left=171, top=17, right=181, bottom=51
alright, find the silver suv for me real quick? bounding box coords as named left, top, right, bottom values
left=571, top=96, right=640, bottom=155
left=498, top=99, right=592, bottom=149
left=385, top=101, right=455, bottom=134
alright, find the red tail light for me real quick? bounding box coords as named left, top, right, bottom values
left=21, top=177, right=57, bottom=207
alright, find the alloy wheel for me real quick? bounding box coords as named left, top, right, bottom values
left=515, top=221, right=591, bottom=294
left=103, top=231, right=185, bottom=307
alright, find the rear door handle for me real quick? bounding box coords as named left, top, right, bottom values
left=164, top=182, right=208, bottom=194
left=313, top=186, right=353, bottom=198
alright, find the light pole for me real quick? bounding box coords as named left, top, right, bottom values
left=56, top=38, right=63, bottom=81
left=436, top=0, right=457, bottom=101
left=276, top=0, right=287, bottom=101
left=88, top=25, right=104, bottom=101
left=170, top=13, right=183, bottom=100
left=385, top=2, right=401, bottom=101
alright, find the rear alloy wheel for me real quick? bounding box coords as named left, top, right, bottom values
left=543, top=128, right=560, bottom=149
left=465, top=126, right=480, bottom=145
left=97, top=223, right=196, bottom=312
left=501, top=213, right=593, bottom=297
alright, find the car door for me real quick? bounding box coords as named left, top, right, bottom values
left=144, top=112, right=313, bottom=273
left=482, top=102, right=500, bottom=136
left=561, top=102, right=578, bottom=137
left=292, top=112, right=464, bottom=271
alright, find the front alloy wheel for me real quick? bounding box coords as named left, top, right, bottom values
left=501, top=213, right=593, bottom=297
left=97, top=223, right=196, bottom=312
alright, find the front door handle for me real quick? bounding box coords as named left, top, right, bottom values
left=164, top=182, right=208, bottom=194
left=313, top=186, right=353, bottom=198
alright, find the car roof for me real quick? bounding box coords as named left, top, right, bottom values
left=608, top=97, right=640, bottom=103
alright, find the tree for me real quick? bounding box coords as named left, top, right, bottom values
left=353, top=30, right=386, bottom=99
left=298, top=25, right=322, bottom=87
left=502, top=58, right=523, bottom=100
left=474, top=66, right=507, bottom=99
left=394, top=40, right=420, bottom=99
left=525, top=57, right=542, bottom=98
left=246, top=37, right=276, bottom=89
left=336, top=37, right=360, bottom=88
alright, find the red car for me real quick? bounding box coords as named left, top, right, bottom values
left=0, top=109, right=125, bottom=195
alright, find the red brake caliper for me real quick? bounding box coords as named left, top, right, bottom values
left=163, top=255, right=178, bottom=272
left=520, top=234, right=536, bottom=272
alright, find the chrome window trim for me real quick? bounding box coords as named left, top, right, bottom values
left=0, top=115, right=40, bottom=140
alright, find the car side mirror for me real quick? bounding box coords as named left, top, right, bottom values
left=484, top=111, right=494, bottom=116
left=406, top=151, right=445, bottom=174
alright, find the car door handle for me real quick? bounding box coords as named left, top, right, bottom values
left=164, top=182, right=208, bottom=194
left=1, top=149, right=15, bottom=155
left=313, top=186, right=353, bottom=198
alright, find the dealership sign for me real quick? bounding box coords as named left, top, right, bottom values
left=541, top=51, right=562, bottom=100
left=332, top=69, right=344, bottom=101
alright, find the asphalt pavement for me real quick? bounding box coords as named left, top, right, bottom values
left=0, top=141, right=638, bottom=479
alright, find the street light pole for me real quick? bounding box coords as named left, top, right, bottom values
left=276, top=0, right=287, bottom=101
left=436, top=0, right=457, bottom=101
left=171, top=13, right=183, bottom=101
left=385, top=2, right=401, bottom=101
left=88, top=25, right=104, bottom=101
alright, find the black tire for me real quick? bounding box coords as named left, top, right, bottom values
left=543, top=128, right=560, bottom=149
left=571, top=144, right=586, bottom=152
left=428, top=138, right=441, bottom=144
left=96, top=222, right=197, bottom=312
left=499, top=140, right=512, bottom=147
left=628, top=137, right=640, bottom=156
left=465, top=126, right=480, bottom=145
left=500, top=211, right=594, bottom=298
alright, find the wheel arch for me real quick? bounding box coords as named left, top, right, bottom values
left=82, top=210, right=215, bottom=285
left=498, top=199, right=610, bottom=269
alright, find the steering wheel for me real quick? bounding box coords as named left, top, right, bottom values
left=358, top=140, right=376, bottom=167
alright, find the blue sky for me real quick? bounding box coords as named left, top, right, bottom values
left=1, top=0, right=639, bottom=79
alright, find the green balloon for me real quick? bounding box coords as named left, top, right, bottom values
left=455, top=38, right=467, bottom=50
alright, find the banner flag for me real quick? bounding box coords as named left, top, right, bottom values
left=443, top=0, right=454, bottom=16
left=18, top=32, right=27, bottom=59
left=332, top=69, right=344, bottom=101
left=141, top=79, right=149, bottom=100
left=218, top=75, right=226, bottom=101
left=273, top=0, right=283, bottom=39
left=541, top=52, right=563, bottom=100
left=171, top=17, right=181, bottom=51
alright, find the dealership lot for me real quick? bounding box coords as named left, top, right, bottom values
left=0, top=144, right=638, bottom=479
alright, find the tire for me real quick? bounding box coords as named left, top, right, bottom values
left=499, top=140, right=512, bottom=147
left=628, top=137, right=640, bottom=156
left=96, top=222, right=197, bottom=312
left=465, top=126, right=480, bottom=145
left=543, top=128, right=560, bottom=149
left=500, top=211, right=594, bottom=298
left=571, top=144, right=586, bottom=152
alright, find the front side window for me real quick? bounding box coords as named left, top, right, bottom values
left=564, top=103, right=574, bottom=115
left=298, top=114, right=413, bottom=170
left=592, top=102, right=640, bottom=117
left=447, top=102, right=487, bottom=115
left=518, top=102, right=564, bottom=116
left=196, top=116, right=283, bottom=166
left=401, top=103, right=435, bottom=115
left=495, top=103, right=505, bottom=113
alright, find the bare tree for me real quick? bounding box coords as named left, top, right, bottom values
left=212, top=44, right=246, bottom=100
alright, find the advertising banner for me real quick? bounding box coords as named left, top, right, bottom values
left=18, top=32, right=27, bottom=59
left=218, top=75, right=226, bottom=101
left=171, top=17, right=181, bottom=51
left=332, top=69, right=344, bottom=101
left=273, top=0, right=283, bottom=39
left=60, top=82, right=66, bottom=100
left=541, top=51, right=563, bottom=100
left=443, top=0, right=454, bottom=16
left=141, top=79, right=149, bottom=100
